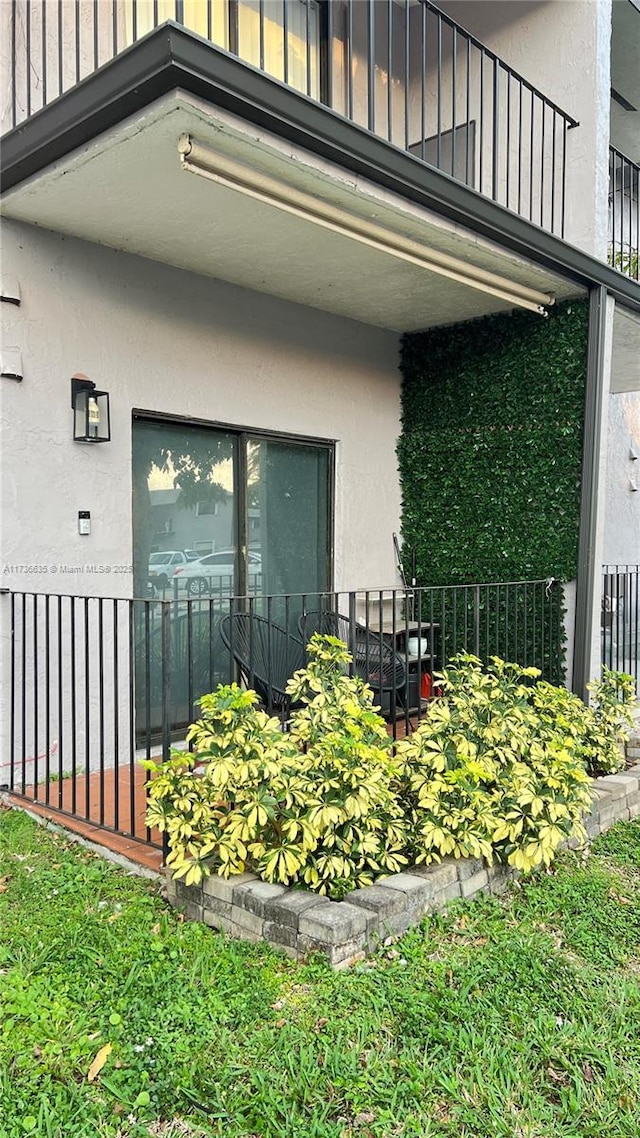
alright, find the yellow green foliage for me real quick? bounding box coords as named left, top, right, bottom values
left=397, top=656, right=595, bottom=874
left=525, top=667, right=635, bottom=778
left=582, top=668, right=636, bottom=775
left=146, top=636, right=408, bottom=897
left=146, top=641, right=634, bottom=897
left=285, top=636, right=408, bottom=895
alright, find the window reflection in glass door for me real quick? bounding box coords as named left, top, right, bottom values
left=121, top=1, right=319, bottom=97
left=132, top=416, right=332, bottom=737
left=133, top=418, right=237, bottom=600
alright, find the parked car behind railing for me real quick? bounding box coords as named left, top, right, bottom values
left=172, top=550, right=262, bottom=596
left=147, top=550, right=189, bottom=588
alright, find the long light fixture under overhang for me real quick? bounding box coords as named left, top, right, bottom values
left=178, top=134, right=555, bottom=316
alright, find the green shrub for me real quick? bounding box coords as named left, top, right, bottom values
left=147, top=642, right=636, bottom=898
left=145, top=686, right=303, bottom=887
left=397, top=655, right=594, bottom=873
left=145, top=636, right=408, bottom=897
left=609, top=247, right=639, bottom=278
left=285, top=635, right=408, bottom=895
left=582, top=667, right=636, bottom=775
left=526, top=667, right=635, bottom=778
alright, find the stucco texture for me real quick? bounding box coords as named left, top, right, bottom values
left=0, top=220, right=403, bottom=597
left=603, top=391, right=640, bottom=564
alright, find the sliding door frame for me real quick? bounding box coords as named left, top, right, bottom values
left=132, top=408, right=336, bottom=596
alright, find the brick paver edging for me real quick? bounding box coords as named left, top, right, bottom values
left=165, top=763, right=640, bottom=968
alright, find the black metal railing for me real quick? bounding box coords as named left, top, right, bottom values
left=3, top=591, right=166, bottom=850
left=3, top=577, right=563, bottom=848
left=609, top=148, right=640, bottom=282
left=602, top=564, right=639, bottom=688
left=5, top=1, right=577, bottom=236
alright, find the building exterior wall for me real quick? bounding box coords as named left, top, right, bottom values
left=0, top=219, right=403, bottom=597
left=603, top=390, right=640, bottom=564
left=0, top=217, right=403, bottom=779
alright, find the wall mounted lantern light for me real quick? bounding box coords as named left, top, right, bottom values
left=71, top=373, right=111, bottom=443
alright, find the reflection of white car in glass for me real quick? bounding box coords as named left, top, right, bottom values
left=173, top=550, right=262, bottom=596
left=148, top=550, right=188, bottom=588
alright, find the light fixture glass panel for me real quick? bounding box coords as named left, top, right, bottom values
left=74, top=391, right=88, bottom=440
left=73, top=389, right=110, bottom=442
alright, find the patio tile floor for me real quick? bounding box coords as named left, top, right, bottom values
left=8, top=762, right=163, bottom=872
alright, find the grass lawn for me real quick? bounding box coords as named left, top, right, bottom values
left=1, top=807, right=640, bottom=1138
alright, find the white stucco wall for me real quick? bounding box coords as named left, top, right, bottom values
left=0, top=218, right=403, bottom=781
left=603, top=391, right=640, bottom=564
left=0, top=1, right=185, bottom=133
left=0, top=219, right=403, bottom=596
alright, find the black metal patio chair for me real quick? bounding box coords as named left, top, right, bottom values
left=298, top=609, right=407, bottom=714
left=219, top=612, right=306, bottom=718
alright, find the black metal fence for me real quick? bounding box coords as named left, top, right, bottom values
left=602, top=565, right=639, bottom=688
left=609, top=148, right=640, bottom=281
left=5, top=0, right=576, bottom=236
left=3, top=578, right=564, bottom=849
left=4, top=591, right=163, bottom=849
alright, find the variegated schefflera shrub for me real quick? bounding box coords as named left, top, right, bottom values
left=145, top=636, right=409, bottom=898
left=285, top=635, right=408, bottom=894
left=580, top=668, right=636, bottom=775
left=396, top=655, right=617, bottom=874
left=146, top=638, right=635, bottom=899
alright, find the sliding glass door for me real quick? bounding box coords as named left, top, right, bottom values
left=133, top=417, right=331, bottom=600
left=122, top=2, right=320, bottom=99
left=132, top=417, right=238, bottom=599
left=247, top=437, right=331, bottom=598
left=132, top=415, right=332, bottom=736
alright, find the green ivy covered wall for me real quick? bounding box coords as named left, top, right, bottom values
left=398, top=299, right=589, bottom=588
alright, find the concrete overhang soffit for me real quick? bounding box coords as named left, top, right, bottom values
left=1, top=23, right=639, bottom=317
left=1, top=93, right=581, bottom=332
left=178, top=133, right=555, bottom=316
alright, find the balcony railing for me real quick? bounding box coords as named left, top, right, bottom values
left=5, top=1, right=578, bottom=236
left=602, top=564, right=639, bottom=688
left=3, top=578, right=564, bottom=850
left=609, top=148, right=640, bottom=282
